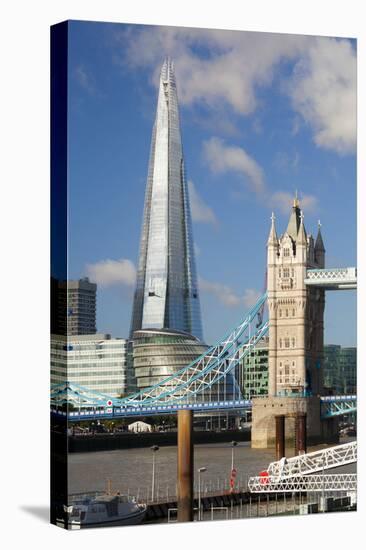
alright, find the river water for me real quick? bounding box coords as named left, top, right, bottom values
left=68, top=438, right=355, bottom=502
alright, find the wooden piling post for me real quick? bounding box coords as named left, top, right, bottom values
left=177, top=409, right=193, bottom=522
left=275, top=414, right=285, bottom=461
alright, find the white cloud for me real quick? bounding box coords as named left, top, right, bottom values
left=119, top=27, right=355, bottom=154
left=242, top=288, right=263, bottom=308
left=287, top=37, right=356, bottom=154
left=188, top=180, right=217, bottom=225
left=194, top=243, right=201, bottom=257
left=273, top=151, right=300, bottom=172
left=85, top=258, right=136, bottom=287
left=199, top=277, right=260, bottom=309
left=291, top=116, right=301, bottom=136
left=203, top=137, right=317, bottom=214
left=203, top=137, right=265, bottom=194
left=270, top=191, right=318, bottom=214
left=120, top=27, right=305, bottom=115
left=74, top=65, right=96, bottom=95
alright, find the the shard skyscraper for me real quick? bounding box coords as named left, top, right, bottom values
left=130, top=58, right=203, bottom=341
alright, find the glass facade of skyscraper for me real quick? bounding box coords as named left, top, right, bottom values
left=132, top=328, right=208, bottom=391
left=237, top=337, right=269, bottom=398
left=130, top=58, right=203, bottom=341
left=323, top=345, right=357, bottom=395
left=51, top=334, right=127, bottom=397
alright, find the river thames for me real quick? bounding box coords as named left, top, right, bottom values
left=68, top=438, right=355, bottom=502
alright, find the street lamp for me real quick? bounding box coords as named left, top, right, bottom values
left=321, top=454, right=325, bottom=512
left=151, top=445, right=159, bottom=502
left=198, top=467, right=207, bottom=521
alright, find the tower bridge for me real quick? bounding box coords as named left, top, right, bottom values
left=51, top=386, right=356, bottom=421
left=250, top=196, right=356, bottom=448
left=51, top=198, right=356, bottom=448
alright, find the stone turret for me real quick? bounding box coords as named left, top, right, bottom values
left=285, top=193, right=301, bottom=243
left=315, top=221, right=325, bottom=267
left=252, top=193, right=332, bottom=449
left=267, top=212, right=279, bottom=246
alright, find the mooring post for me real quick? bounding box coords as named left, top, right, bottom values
left=296, top=413, right=307, bottom=455
left=275, top=414, right=285, bottom=461
left=177, top=409, right=193, bottom=522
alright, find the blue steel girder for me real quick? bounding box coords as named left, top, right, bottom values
left=320, top=395, right=357, bottom=418
left=116, top=292, right=268, bottom=407
left=50, top=381, right=114, bottom=408
left=50, top=287, right=358, bottom=420
left=50, top=293, right=268, bottom=414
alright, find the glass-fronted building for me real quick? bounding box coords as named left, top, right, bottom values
left=51, top=277, right=97, bottom=336
left=130, top=58, right=203, bottom=341
left=324, top=345, right=357, bottom=395
left=132, top=328, right=207, bottom=391
left=237, top=337, right=269, bottom=398
left=132, top=328, right=241, bottom=404
left=51, top=334, right=127, bottom=397
left=235, top=341, right=357, bottom=399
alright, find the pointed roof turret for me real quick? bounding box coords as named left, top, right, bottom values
left=267, top=212, right=278, bottom=246
left=315, top=220, right=325, bottom=251
left=286, top=191, right=302, bottom=241
left=297, top=210, right=307, bottom=245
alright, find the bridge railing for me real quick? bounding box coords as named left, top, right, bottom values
left=248, top=473, right=357, bottom=493
left=267, top=441, right=357, bottom=478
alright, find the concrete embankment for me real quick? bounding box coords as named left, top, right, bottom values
left=68, top=429, right=250, bottom=453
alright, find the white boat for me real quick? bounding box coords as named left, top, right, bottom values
left=65, top=493, right=147, bottom=529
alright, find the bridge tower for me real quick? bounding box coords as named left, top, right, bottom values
left=252, top=196, right=336, bottom=448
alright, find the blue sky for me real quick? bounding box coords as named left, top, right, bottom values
left=67, top=21, right=356, bottom=346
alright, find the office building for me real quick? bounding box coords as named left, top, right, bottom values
left=324, top=345, right=357, bottom=395
left=238, top=337, right=269, bottom=398
left=130, top=58, right=203, bottom=341
left=51, top=334, right=127, bottom=397
left=52, top=277, right=97, bottom=335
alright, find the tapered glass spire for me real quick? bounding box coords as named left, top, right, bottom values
left=130, top=59, right=203, bottom=341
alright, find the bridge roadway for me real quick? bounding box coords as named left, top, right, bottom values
left=51, top=394, right=357, bottom=422
left=52, top=399, right=252, bottom=421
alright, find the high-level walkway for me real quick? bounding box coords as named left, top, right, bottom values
left=304, top=267, right=357, bottom=290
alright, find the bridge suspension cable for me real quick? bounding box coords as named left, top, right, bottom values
left=118, top=292, right=268, bottom=407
